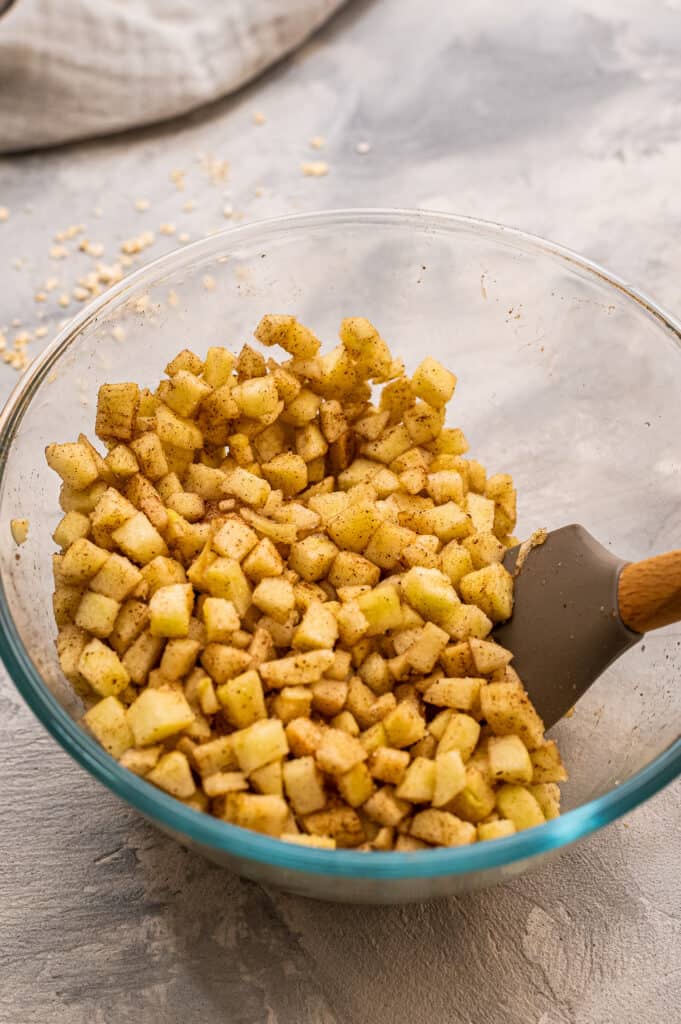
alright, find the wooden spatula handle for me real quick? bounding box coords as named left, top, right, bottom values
left=618, top=549, right=681, bottom=633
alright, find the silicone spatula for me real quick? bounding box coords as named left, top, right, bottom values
left=494, top=524, right=681, bottom=728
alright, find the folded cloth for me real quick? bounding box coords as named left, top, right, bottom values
left=0, top=0, right=346, bottom=153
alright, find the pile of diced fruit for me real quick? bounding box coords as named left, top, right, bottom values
left=47, top=315, right=566, bottom=851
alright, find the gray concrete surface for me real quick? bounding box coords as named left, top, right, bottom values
left=1, top=1, right=680, bottom=1021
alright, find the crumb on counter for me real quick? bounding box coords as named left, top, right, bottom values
left=301, top=161, right=329, bottom=177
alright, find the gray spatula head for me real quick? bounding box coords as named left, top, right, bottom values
left=495, top=524, right=641, bottom=729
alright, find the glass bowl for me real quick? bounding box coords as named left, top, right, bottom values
left=1, top=209, right=680, bottom=904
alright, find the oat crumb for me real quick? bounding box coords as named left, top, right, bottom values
left=222, top=204, right=234, bottom=218
left=310, top=135, right=326, bottom=150
left=11, top=318, right=21, bottom=327
left=12, top=258, right=24, bottom=270
left=79, top=239, right=104, bottom=257
left=135, top=199, right=150, bottom=212
left=0, top=206, right=10, bottom=222
left=253, top=111, right=266, bottom=125
left=49, top=245, right=68, bottom=260
left=58, top=293, right=71, bottom=308
left=73, top=285, right=90, bottom=301
left=160, top=222, right=177, bottom=236
left=167, top=290, right=179, bottom=308
left=202, top=275, right=216, bottom=292
left=182, top=200, right=197, bottom=213
left=45, top=277, right=59, bottom=292
left=178, top=232, right=190, bottom=244
left=35, top=326, right=48, bottom=339
left=170, top=169, right=186, bottom=191
left=34, top=292, right=47, bottom=303
left=301, top=161, right=329, bottom=177
left=111, top=325, right=126, bottom=343
left=356, top=141, right=371, bottom=154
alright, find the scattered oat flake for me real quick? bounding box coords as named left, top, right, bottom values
left=79, top=239, right=104, bottom=257
left=178, top=232, right=190, bottom=244
left=182, top=200, right=197, bottom=213
left=121, top=231, right=155, bottom=255
left=222, top=204, right=234, bottom=218
left=45, top=277, right=59, bottom=292
left=14, top=331, right=31, bottom=346
left=170, top=168, right=186, bottom=191
left=198, top=153, right=230, bottom=184
left=73, top=286, right=90, bottom=301
left=34, top=291, right=47, bottom=303
left=253, top=111, right=266, bottom=125
left=58, top=293, right=70, bottom=308
left=203, top=275, right=216, bottom=292
left=55, top=224, right=84, bottom=242
left=0, top=206, right=10, bottom=222
left=135, top=199, right=150, bottom=211
left=50, top=245, right=68, bottom=260
left=160, top=222, right=177, bottom=236
left=111, top=325, right=126, bottom=343
left=356, top=141, right=371, bottom=154
left=301, top=161, right=328, bottom=177
left=310, top=136, right=326, bottom=149
left=167, top=290, right=179, bottom=307
left=35, top=326, right=48, bottom=339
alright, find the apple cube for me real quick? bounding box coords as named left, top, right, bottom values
left=432, top=749, right=467, bottom=807
left=217, top=669, right=266, bottom=728
left=487, top=735, right=534, bottom=785
left=231, top=719, right=289, bottom=774
left=126, top=685, right=195, bottom=745
left=495, top=784, right=546, bottom=831
left=112, top=511, right=167, bottom=565
left=436, top=712, right=480, bottom=761
left=293, top=600, right=338, bottom=651
left=401, top=566, right=460, bottom=625
left=75, top=591, right=120, bottom=638
left=395, top=757, right=436, bottom=803
left=83, top=695, right=134, bottom=758
left=149, top=583, right=194, bottom=638
left=383, top=701, right=426, bottom=748
left=78, top=638, right=130, bottom=696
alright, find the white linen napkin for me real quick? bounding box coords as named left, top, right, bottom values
left=0, top=0, right=346, bottom=153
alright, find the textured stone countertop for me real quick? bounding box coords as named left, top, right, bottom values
left=1, top=2, right=680, bottom=1022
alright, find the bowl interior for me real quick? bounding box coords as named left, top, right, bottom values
left=1, top=210, right=680, bottom=856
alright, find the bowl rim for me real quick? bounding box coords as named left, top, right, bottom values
left=1, top=207, right=680, bottom=881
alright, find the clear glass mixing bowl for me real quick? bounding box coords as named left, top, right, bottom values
left=1, top=210, right=679, bottom=904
